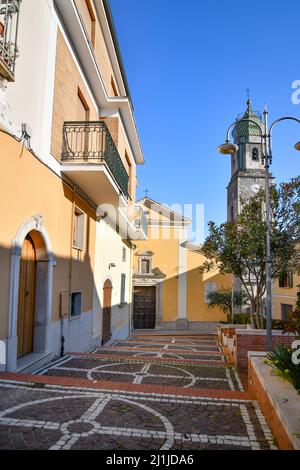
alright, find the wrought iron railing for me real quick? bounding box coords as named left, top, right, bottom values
left=135, top=206, right=148, bottom=237
left=0, top=0, right=21, bottom=80
left=62, top=121, right=129, bottom=198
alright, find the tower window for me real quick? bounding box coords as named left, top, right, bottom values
left=252, top=147, right=259, bottom=161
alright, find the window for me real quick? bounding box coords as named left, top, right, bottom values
left=281, top=304, right=293, bottom=321
left=77, top=89, right=90, bottom=122
left=71, top=292, right=82, bottom=318
left=279, top=272, right=293, bottom=288
left=122, top=247, right=126, bottom=262
left=79, top=0, right=96, bottom=48
left=252, top=147, right=259, bottom=161
left=141, top=259, right=150, bottom=275
left=204, top=282, right=217, bottom=303
left=120, top=273, right=126, bottom=305
left=138, top=253, right=153, bottom=275
left=111, top=76, right=119, bottom=97
left=73, top=207, right=85, bottom=250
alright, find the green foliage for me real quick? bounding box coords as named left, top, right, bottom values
left=272, top=319, right=286, bottom=330
left=233, top=313, right=250, bottom=324
left=200, top=177, right=300, bottom=328
left=265, top=345, right=300, bottom=391
left=282, top=310, right=300, bottom=338
left=207, top=288, right=248, bottom=321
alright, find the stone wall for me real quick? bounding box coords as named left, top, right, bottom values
left=248, top=354, right=300, bottom=450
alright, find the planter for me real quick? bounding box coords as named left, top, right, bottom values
left=235, top=329, right=296, bottom=369
left=249, top=353, right=300, bottom=450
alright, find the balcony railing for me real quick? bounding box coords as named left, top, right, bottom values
left=62, top=121, right=129, bottom=198
left=135, top=206, right=148, bottom=237
left=0, top=0, right=21, bottom=81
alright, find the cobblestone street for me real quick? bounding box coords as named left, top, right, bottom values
left=0, top=334, right=276, bottom=450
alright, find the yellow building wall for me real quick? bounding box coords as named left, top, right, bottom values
left=51, top=31, right=135, bottom=201
left=51, top=30, right=99, bottom=162
left=0, top=133, right=97, bottom=339
left=74, top=0, right=120, bottom=98
left=272, top=273, right=300, bottom=320
left=187, top=250, right=232, bottom=322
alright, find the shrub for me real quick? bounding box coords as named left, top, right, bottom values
left=282, top=310, right=300, bottom=338
left=233, top=313, right=250, bottom=324
left=265, top=345, right=300, bottom=392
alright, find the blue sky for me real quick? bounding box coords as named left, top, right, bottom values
left=110, top=0, right=300, bottom=234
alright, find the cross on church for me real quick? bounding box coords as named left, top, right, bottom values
left=144, top=188, right=150, bottom=198
left=246, top=88, right=252, bottom=100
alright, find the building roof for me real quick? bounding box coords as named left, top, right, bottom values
left=136, top=197, right=191, bottom=225
left=102, top=0, right=133, bottom=107
left=233, top=99, right=264, bottom=140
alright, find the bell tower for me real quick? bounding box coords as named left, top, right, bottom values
left=227, top=99, right=267, bottom=221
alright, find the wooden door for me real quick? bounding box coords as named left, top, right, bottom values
left=102, top=280, right=112, bottom=345
left=17, top=235, right=36, bottom=358
left=133, top=286, right=156, bottom=329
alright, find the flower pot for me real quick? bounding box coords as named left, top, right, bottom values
left=0, top=22, right=4, bottom=37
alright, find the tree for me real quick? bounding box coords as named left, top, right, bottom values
left=200, top=177, right=300, bottom=329
left=207, top=288, right=248, bottom=322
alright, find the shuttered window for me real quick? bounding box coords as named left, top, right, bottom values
left=120, top=273, right=126, bottom=305
left=279, top=272, right=293, bottom=288
left=141, top=259, right=150, bottom=274
left=71, top=292, right=82, bottom=318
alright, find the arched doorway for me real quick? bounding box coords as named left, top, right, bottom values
left=17, top=234, right=36, bottom=358
left=102, top=279, right=112, bottom=345
left=7, top=217, right=53, bottom=371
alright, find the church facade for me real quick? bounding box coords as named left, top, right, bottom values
left=132, top=198, right=231, bottom=331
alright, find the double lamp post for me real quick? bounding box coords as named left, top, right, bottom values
left=217, top=105, right=300, bottom=351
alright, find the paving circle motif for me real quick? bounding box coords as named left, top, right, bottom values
left=61, top=420, right=98, bottom=436
left=0, top=393, right=175, bottom=450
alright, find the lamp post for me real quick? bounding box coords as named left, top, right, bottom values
left=218, top=108, right=300, bottom=351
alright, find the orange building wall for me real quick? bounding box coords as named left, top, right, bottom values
left=0, top=133, right=97, bottom=339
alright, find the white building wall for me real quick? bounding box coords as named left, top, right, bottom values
left=93, top=219, right=132, bottom=343
left=2, top=1, right=57, bottom=161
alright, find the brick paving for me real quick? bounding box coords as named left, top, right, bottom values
left=0, top=334, right=276, bottom=450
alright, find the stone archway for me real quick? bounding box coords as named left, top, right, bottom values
left=7, top=216, right=53, bottom=371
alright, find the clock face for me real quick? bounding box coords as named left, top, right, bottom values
left=251, top=183, right=260, bottom=194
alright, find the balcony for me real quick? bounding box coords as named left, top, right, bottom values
left=0, top=0, right=21, bottom=82
left=132, top=206, right=148, bottom=240
left=61, top=121, right=129, bottom=206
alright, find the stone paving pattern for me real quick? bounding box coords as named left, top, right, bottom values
left=0, top=334, right=276, bottom=450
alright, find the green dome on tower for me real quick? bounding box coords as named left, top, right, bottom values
left=232, top=99, right=264, bottom=141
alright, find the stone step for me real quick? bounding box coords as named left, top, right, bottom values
left=15, top=352, right=54, bottom=374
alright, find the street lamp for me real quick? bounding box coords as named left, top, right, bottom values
left=218, top=107, right=300, bottom=351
